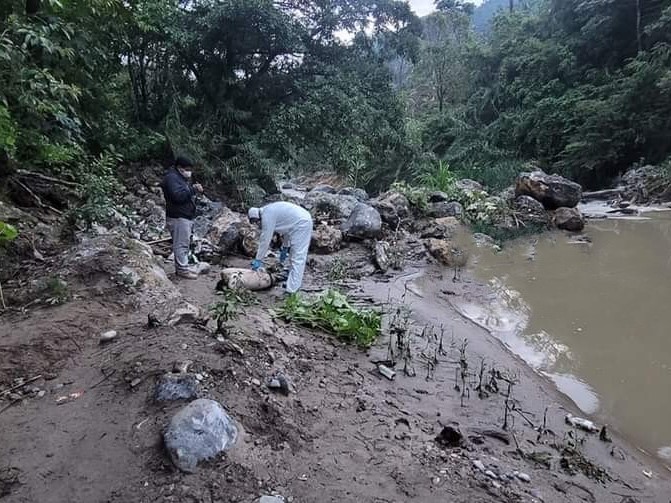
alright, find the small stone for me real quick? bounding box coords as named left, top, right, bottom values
left=37, top=390, right=46, bottom=398
left=267, top=375, right=290, bottom=396
left=155, top=373, right=200, bottom=402
left=257, top=497, right=284, bottom=503
left=485, top=470, right=498, bottom=479
left=54, top=383, right=64, bottom=390
left=492, top=481, right=502, bottom=489
left=432, top=477, right=441, bottom=485
left=195, top=373, right=204, bottom=381
left=473, top=460, right=486, bottom=472
left=251, top=378, right=261, bottom=386
left=181, top=343, right=188, bottom=350
left=100, top=330, right=118, bottom=343
left=516, top=472, right=531, bottom=483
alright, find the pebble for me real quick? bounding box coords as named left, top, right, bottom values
left=37, top=390, right=46, bottom=398
left=251, top=378, right=261, bottom=386
left=516, top=472, right=531, bottom=483
left=473, top=460, right=486, bottom=472
left=485, top=470, right=498, bottom=479
left=195, top=374, right=204, bottom=381
left=432, top=476, right=441, bottom=485
left=100, top=330, right=118, bottom=342
left=492, top=481, right=502, bottom=489
left=257, top=497, right=284, bottom=503
left=181, top=343, right=188, bottom=350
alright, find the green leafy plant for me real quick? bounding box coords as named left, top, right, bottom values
left=0, top=221, right=18, bottom=310
left=417, top=160, right=459, bottom=195
left=275, top=289, right=382, bottom=348
left=209, top=287, right=259, bottom=334
left=44, top=276, right=70, bottom=305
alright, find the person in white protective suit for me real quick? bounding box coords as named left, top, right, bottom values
left=247, top=202, right=313, bottom=293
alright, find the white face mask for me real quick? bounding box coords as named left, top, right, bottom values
left=179, top=168, right=193, bottom=179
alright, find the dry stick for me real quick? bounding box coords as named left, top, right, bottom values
left=14, top=180, right=63, bottom=215
left=0, top=375, right=43, bottom=396
left=16, top=169, right=82, bottom=188
left=0, top=280, right=5, bottom=310
left=90, top=369, right=117, bottom=390
left=145, top=237, right=172, bottom=245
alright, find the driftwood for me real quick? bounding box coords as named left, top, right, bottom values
left=581, top=188, right=625, bottom=201
left=606, top=208, right=638, bottom=215
left=0, top=375, right=42, bottom=396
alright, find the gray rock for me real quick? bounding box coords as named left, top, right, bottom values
left=427, top=201, right=463, bottom=218
left=302, top=192, right=359, bottom=220
left=374, top=240, right=391, bottom=272
left=338, top=187, right=369, bottom=202
left=99, top=330, right=118, bottom=343
left=257, top=497, right=285, bottom=503
left=372, top=192, right=410, bottom=227
left=515, top=171, right=582, bottom=209
left=164, top=399, right=238, bottom=473
left=622, top=165, right=671, bottom=203
left=554, top=207, right=585, bottom=231
left=341, top=203, right=382, bottom=239
left=266, top=374, right=290, bottom=396
left=419, top=217, right=460, bottom=239
left=455, top=179, right=484, bottom=193
left=205, top=207, right=243, bottom=252
left=281, top=182, right=296, bottom=190
left=427, top=191, right=450, bottom=203
left=311, top=184, right=337, bottom=194
left=513, top=196, right=550, bottom=226
left=155, top=373, right=200, bottom=402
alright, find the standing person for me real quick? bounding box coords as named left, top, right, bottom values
left=161, top=156, right=203, bottom=279
left=247, top=201, right=313, bottom=294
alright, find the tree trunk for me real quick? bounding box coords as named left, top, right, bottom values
left=509, top=0, right=514, bottom=13
left=636, top=0, right=642, bottom=53
left=26, top=0, right=40, bottom=16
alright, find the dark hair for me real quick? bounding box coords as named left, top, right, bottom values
left=174, top=155, right=195, bottom=168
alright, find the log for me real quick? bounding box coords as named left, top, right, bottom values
left=581, top=188, right=625, bottom=201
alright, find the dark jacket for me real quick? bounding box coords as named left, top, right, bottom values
left=161, top=167, right=196, bottom=220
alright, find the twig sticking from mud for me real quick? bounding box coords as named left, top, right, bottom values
left=458, top=339, right=469, bottom=407
left=537, top=406, right=550, bottom=443
left=90, top=369, right=117, bottom=389
left=0, top=375, right=42, bottom=396
left=475, top=358, right=487, bottom=399
left=438, top=324, right=448, bottom=356
left=501, top=373, right=520, bottom=430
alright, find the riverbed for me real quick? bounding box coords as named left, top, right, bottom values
left=457, top=206, right=671, bottom=464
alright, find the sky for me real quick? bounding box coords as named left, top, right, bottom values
left=407, top=0, right=483, bottom=17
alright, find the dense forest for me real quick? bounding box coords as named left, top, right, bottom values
left=0, top=0, right=670, bottom=214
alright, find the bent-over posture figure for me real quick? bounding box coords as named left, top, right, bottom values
left=247, top=202, right=313, bottom=293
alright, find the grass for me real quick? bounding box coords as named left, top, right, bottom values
left=275, top=289, right=382, bottom=348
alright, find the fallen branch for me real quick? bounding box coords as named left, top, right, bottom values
left=16, top=169, right=82, bottom=188
left=0, top=375, right=42, bottom=396
left=14, top=180, right=63, bottom=215
left=146, top=237, right=171, bottom=246
left=582, top=188, right=625, bottom=201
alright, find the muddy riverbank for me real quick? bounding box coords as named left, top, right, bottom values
left=2, top=236, right=670, bottom=502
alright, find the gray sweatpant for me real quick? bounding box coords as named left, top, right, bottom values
left=166, top=217, right=194, bottom=272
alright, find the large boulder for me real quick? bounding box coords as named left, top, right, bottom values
left=341, top=203, right=382, bottom=239
left=205, top=207, right=243, bottom=252
left=163, top=399, right=238, bottom=473
left=427, top=201, right=463, bottom=219
left=302, top=192, right=359, bottom=220
left=338, top=187, right=369, bottom=202
left=371, top=192, right=410, bottom=228
left=238, top=221, right=259, bottom=257
left=515, top=171, right=582, bottom=209
left=622, top=165, right=671, bottom=203
left=554, top=207, right=585, bottom=232
left=513, top=196, right=550, bottom=226
left=310, top=223, right=343, bottom=254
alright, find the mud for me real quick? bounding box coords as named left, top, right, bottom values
left=1, top=242, right=670, bottom=502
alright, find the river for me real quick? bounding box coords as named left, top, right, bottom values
left=455, top=205, right=671, bottom=464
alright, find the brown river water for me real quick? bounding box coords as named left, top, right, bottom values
left=455, top=205, right=671, bottom=463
